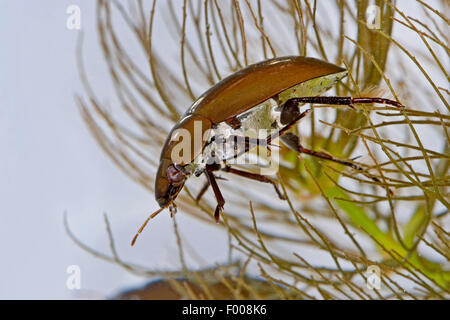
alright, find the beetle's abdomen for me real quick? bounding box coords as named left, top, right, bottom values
left=186, top=56, right=345, bottom=123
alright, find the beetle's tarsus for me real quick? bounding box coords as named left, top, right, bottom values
left=351, top=97, right=404, bottom=109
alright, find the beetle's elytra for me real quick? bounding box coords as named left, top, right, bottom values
left=131, top=56, right=403, bottom=246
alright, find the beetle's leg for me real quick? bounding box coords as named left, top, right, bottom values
left=279, top=97, right=402, bottom=124
left=222, top=165, right=285, bottom=200
left=195, top=176, right=227, bottom=202
left=228, top=135, right=270, bottom=150
left=281, top=132, right=391, bottom=191
left=267, top=106, right=362, bottom=169
left=219, top=135, right=269, bottom=161
left=205, top=165, right=225, bottom=222
left=281, top=132, right=364, bottom=170
left=276, top=97, right=399, bottom=190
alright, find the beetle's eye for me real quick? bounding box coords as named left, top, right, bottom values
left=167, top=165, right=185, bottom=185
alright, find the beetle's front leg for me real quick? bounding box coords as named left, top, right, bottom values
left=205, top=164, right=225, bottom=222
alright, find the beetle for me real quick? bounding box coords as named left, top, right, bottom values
left=131, top=56, right=403, bottom=245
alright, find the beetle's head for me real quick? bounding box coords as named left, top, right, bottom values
left=155, top=159, right=186, bottom=208
left=155, top=115, right=212, bottom=208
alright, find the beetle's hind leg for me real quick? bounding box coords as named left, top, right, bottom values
left=272, top=105, right=365, bottom=172
left=276, top=97, right=393, bottom=188
left=278, top=96, right=403, bottom=121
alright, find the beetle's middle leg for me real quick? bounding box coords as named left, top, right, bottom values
left=221, top=165, right=285, bottom=200
left=195, top=176, right=227, bottom=202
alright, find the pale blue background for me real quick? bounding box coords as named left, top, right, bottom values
left=0, top=0, right=227, bottom=299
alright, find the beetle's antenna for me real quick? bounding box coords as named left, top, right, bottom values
left=131, top=205, right=168, bottom=246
